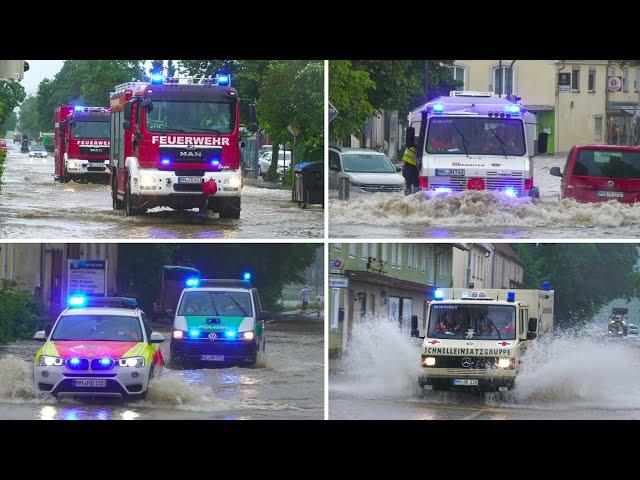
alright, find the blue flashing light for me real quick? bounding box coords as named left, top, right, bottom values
left=505, top=104, right=521, bottom=115
left=150, top=73, right=164, bottom=84
left=542, top=281, right=550, bottom=291
left=99, top=358, right=112, bottom=366
left=503, top=186, right=517, bottom=197
left=161, top=159, right=171, bottom=165
left=189, top=330, right=200, bottom=338
left=432, top=102, right=445, bottom=113
left=434, top=187, right=453, bottom=195
left=69, top=357, right=81, bottom=366
left=224, top=330, right=237, bottom=339
left=186, top=277, right=200, bottom=288
left=74, top=106, right=83, bottom=112
left=507, top=291, right=516, bottom=302
left=211, top=160, right=220, bottom=166
left=68, top=295, right=87, bottom=307
left=242, top=271, right=252, bottom=282
left=217, top=73, right=231, bottom=87
left=434, top=289, right=444, bottom=300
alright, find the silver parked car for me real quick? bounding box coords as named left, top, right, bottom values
left=329, top=147, right=404, bottom=193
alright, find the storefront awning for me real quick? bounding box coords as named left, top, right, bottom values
left=343, top=270, right=434, bottom=294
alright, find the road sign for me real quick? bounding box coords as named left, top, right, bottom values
left=329, top=258, right=344, bottom=274
left=608, top=76, right=623, bottom=92
left=287, top=125, right=300, bottom=136
left=329, top=277, right=349, bottom=288
left=328, top=102, right=338, bottom=123
left=558, top=72, right=571, bottom=93
left=67, top=260, right=108, bottom=297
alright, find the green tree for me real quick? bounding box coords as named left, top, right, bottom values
left=0, top=109, right=17, bottom=136
left=513, top=244, right=639, bottom=327
left=329, top=60, right=375, bottom=143
left=0, top=80, right=26, bottom=134
left=17, top=96, right=41, bottom=139
left=0, top=279, right=45, bottom=343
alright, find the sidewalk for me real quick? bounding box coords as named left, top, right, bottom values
left=244, top=177, right=291, bottom=191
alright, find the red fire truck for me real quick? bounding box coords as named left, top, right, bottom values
left=54, top=106, right=111, bottom=183
left=108, top=74, right=257, bottom=218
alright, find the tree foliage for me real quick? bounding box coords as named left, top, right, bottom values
left=513, top=244, right=639, bottom=327
left=17, top=96, right=40, bottom=139
left=0, top=279, right=46, bottom=343
left=0, top=80, right=26, bottom=135
left=117, top=244, right=320, bottom=312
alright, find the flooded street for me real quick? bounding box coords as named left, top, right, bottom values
left=329, top=319, right=640, bottom=420
left=0, top=144, right=323, bottom=239
left=329, top=155, right=640, bottom=239
left=0, top=317, right=324, bottom=420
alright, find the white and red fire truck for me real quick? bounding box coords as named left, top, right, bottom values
left=54, top=106, right=111, bottom=183
left=108, top=74, right=257, bottom=218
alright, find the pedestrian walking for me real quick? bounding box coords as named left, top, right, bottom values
left=316, top=293, right=324, bottom=317
left=300, top=284, right=311, bottom=314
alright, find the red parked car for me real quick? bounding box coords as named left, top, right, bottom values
left=0, top=140, right=7, bottom=155
left=551, top=145, right=640, bottom=203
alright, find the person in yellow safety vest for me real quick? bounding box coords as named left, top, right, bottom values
left=402, top=145, right=420, bottom=195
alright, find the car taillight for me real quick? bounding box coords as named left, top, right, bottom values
left=418, top=176, right=428, bottom=189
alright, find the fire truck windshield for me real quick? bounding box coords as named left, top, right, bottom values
left=426, top=117, right=525, bottom=156
left=71, top=121, right=110, bottom=139
left=146, top=100, right=235, bottom=134
left=428, top=304, right=516, bottom=340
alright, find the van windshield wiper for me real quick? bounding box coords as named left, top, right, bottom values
left=228, top=296, right=249, bottom=317
left=488, top=128, right=508, bottom=159
left=451, top=120, right=470, bottom=158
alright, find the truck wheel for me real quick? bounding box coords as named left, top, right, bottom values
left=218, top=197, right=241, bottom=219
left=124, top=176, right=138, bottom=217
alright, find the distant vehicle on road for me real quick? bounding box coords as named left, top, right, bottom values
left=627, top=324, right=638, bottom=336
left=13, top=132, right=21, bottom=144
left=20, top=137, right=29, bottom=153
left=608, top=307, right=629, bottom=336
left=551, top=145, right=640, bottom=203
left=329, top=147, right=404, bottom=192
left=259, top=150, right=291, bottom=177
left=29, top=144, right=48, bottom=158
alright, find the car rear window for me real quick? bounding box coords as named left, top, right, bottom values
left=574, top=149, right=640, bottom=179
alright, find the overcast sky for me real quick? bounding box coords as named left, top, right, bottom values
left=22, top=60, right=64, bottom=96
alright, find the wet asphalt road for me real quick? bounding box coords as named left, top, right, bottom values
left=0, top=317, right=324, bottom=420
left=0, top=143, right=323, bottom=239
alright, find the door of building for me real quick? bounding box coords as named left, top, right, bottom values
left=401, top=298, right=413, bottom=332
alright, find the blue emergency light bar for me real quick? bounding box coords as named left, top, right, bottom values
left=433, top=289, right=444, bottom=300
left=186, top=277, right=200, bottom=288
left=505, top=104, right=521, bottom=115
left=150, top=72, right=164, bottom=84
left=432, top=102, right=445, bottom=113
left=542, top=281, right=550, bottom=291
left=216, top=73, right=231, bottom=87
left=74, top=106, right=83, bottom=112
left=242, top=272, right=252, bottom=282
left=507, top=291, right=516, bottom=302
left=68, top=295, right=88, bottom=307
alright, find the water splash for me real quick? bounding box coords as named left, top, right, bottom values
left=0, top=355, right=45, bottom=401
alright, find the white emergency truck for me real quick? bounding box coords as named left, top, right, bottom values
left=406, top=91, right=549, bottom=198
left=411, top=287, right=554, bottom=393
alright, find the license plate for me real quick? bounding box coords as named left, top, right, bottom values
left=435, top=168, right=464, bottom=176
left=452, top=379, right=478, bottom=386
left=73, top=379, right=107, bottom=388
left=88, top=163, right=105, bottom=168
left=596, top=190, right=624, bottom=198
left=178, top=176, right=203, bottom=184
left=200, top=355, right=224, bottom=361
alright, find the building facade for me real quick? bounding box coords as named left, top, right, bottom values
left=452, top=60, right=640, bottom=153
left=328, top=243, right=464, bottom=354
left=0, top=243, right=118, bottom=317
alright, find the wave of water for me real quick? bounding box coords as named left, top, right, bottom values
left=330, top=190, right=640, bottom=229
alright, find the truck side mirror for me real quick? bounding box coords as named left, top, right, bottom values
left=405, top=126, right=416, bottom=149
left=527, top=317, right=538, bottom=339
left=537, top=132, right=548, bottom=154
left=141, top=98, right=153, bottom=112
left=124, top=101, right=133, bottom=121
left=549, top=166, right=563, bottom=177
left=248, top=104, right=258, bottom=133
left=410, top=315, right=419, bottom=338
left=33, top=330, right=47, bottom=342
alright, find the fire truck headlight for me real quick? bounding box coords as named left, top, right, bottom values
left=140, top=174, right=155, bottom=187
left=497, top=358, right=514, bottom=369
left=227, top=176, right=242, bottom=189
left=422, top=356, right=436, bottom=367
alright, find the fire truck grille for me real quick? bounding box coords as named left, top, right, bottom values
left=79, top=146, right=109, bottom=156
left=430, top=356, right=501, bottom=369
left=429, top=175, right=524, bottom=195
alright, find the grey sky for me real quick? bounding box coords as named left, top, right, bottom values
left=22, top=60, right=64, bottom=96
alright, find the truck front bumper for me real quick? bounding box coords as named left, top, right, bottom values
left=419, top=369, right=516, bottom=392
left=171, top=338, right=258, bottom=364
left=34, top=364, right=151, bottom=399
left=66, top=158, right=110, bottom=175
left=133, top=169, right=242, bottom=198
